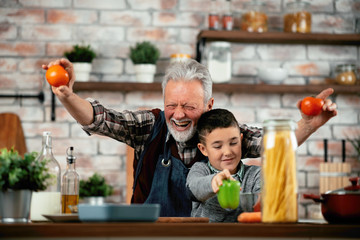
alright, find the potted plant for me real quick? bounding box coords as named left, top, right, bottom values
left=64, top=44, right=96, bottom=82
left=0, top=148, right=53, bottom=223
left=129, top=41, right=160, bottom=83
left=80, top=173, right=113, bottom=205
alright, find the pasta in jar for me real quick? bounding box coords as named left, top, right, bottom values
left=261, top=119, right=298, bottom=223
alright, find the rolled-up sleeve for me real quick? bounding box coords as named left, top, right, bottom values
left=81, top=98, right=156, bottom=149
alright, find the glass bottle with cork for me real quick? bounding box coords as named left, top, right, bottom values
left=61, top=146, right=80, bottom=214
left=30, top=131, right=61, bottom=221
left=261, top=119, right=298, bottom=223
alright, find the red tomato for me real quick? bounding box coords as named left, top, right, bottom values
left=46, top=65, right=69, bottom=87
left=300, top=96, right=324, bottom=116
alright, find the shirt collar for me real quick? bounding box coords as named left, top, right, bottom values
left=207, top=161, right=245, bottom=183
left=166, top=132, right=198, bottom=149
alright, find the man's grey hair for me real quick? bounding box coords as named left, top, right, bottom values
left=162, top=59, right=213, bottom=104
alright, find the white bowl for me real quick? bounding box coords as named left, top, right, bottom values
left=257, top=67, right=288, bottom=84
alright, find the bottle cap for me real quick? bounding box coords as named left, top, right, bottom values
left=66, top=146, right=76, bottom=163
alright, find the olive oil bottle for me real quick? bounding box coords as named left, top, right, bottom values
left=61, top=146, right=80, bottom=214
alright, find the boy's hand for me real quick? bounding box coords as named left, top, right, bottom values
left=211, top=169, right=235, bottom=193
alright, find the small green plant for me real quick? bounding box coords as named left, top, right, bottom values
left=0, top=148, right=52, bottom=191
left=129, top=41, right=160, bottom=64
left=79, top=173, right=113, bottom=198
left=64, top=44, right=96, bottom=63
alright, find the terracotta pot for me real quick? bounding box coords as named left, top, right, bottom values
left=304, top=177, right=360, bottom=224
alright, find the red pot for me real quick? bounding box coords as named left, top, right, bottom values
left=304, top=177, right=360, bottom=224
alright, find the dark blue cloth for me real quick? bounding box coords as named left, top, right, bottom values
left=133, top=111, right=192, bottom=217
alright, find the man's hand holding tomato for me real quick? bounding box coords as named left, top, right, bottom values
left=42, top=58, right=94, bottom=126
left=296, top=88, right=338, bottom=146
left=42, top=58, right=75, bottom=101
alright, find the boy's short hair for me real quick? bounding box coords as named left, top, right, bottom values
left=197, top=108, right=240, bottom=144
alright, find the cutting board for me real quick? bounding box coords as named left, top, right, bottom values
left=0, top=113, right=27, bottom=156
left=156, top=217, right=209, bottom=223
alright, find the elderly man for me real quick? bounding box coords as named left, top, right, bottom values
left=43, top=58, right=337, bottom=217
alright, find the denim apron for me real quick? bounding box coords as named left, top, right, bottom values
left=133, top=112, right=192, bottom=217
left=144, top=139, right=191, bottom=216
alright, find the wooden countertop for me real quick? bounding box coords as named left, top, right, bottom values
left=1, top=221, right=359, bottom=239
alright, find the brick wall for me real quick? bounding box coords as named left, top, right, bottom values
left=0, top=0, right=359, bottom=218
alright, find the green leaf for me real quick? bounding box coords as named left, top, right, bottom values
left=79, top=173, right=113, bottom=198
left=64, top=44, right=96, bottom=63
left=0, top=148, right=53, bottom=191
left=129, top=41, right=160, bottom=64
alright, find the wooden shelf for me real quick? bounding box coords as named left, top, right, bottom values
left=197, top=30, right=360, bottom=45
left=1, top=222, right=360, bottom=238
left=73, top=82, right=360, bottom=95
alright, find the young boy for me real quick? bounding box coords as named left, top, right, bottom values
left=186, top=108, right=261, bottom=222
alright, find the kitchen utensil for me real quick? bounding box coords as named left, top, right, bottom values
left=0, top=113, right=27, bottom=156
left=78, top=203, right=160, bottom=222
left=304, top=177, right=360, bottom=224
left=319, top=139, right=351, bottom=193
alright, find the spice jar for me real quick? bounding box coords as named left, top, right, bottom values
left=207, top=41, right=232, bottom=83
left=261, top=119, right=298, bottom=223
left=170, top=53, right=191, bottom=64
left=208, top=0, right=220, bottom=30
left=334, top=64, right=358, bottom=85
left=284, top=0, right=312, bottom=33
left=222, top=0, right=233, bottom=31
left=241, top=1, right=268, bottom=33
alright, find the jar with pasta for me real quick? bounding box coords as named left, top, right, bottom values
left=334, top=64, right=358, bottom=85
left=284, top=0, right=311, bottom=33
left=261, top=119, right=298, bottom=223
left=241, top=1, right=268, bottom=33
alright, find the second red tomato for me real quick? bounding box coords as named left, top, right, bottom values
left=300, top=97, right=324, bottom=116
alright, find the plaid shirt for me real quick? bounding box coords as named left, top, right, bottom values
left=82, top=99, right=263, bottom=164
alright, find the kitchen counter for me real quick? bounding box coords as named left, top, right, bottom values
left=1, top=221, right=360, bottom=239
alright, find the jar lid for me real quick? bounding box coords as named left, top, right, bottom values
left=210, top=41, right=231, bottom=47
left=170, top=53, right=191, bottom=59
left=263, top=119, right=297, bottom=130
left=286, top=0, right=311, bottom=11
left=244, top=0, right=266, bottom=8
left=336, top=64, right=357, bottom=71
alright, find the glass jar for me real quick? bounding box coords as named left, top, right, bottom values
left=207, top=41, right=232, bottom=83
left=261, top=120, right=298, bottom=223
left=284, top=0, right=312, bottom=33
left=241, top=1, right=268, bottom=33
left=30, top=131, right=61, bottom=221
left=334, top=64, right=358, bottom=85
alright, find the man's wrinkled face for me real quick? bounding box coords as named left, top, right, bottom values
left=164, top=79, right=212, bottom=143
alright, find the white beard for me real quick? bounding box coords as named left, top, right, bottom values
left=166, top=121, right=196, bottom=143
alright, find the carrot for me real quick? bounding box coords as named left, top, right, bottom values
left=237, top=212, right=261, bottom=223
